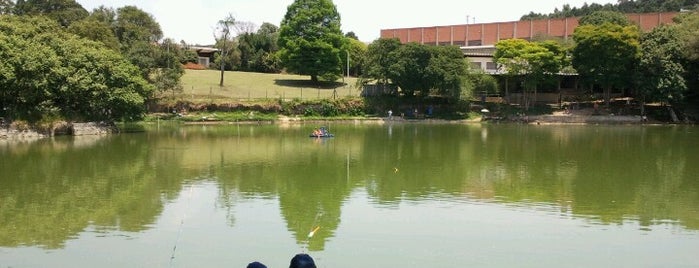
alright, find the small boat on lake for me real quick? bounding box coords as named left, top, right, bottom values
left=310, top=127, right=334, bottom=138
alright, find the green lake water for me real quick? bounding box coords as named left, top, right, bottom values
left=1, top=122, right=698, bottom=267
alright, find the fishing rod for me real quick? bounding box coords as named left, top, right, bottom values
left=170, top=184, right=194, bottom=267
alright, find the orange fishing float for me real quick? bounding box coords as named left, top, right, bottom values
left=307, top=226, right=320, bottom=238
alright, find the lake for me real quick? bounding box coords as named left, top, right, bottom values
left=1, top=122, right=698, bottom=267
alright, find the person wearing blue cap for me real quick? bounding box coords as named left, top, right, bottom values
left=289, top=253, right=316, bottom=268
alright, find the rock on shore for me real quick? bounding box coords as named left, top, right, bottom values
left=1, top=122, right=118, bottom=139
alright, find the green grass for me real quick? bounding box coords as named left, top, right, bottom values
left=175, top=69, right=360, bottom=102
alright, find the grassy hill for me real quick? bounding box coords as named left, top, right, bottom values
left=175, top=69, right=361, bottom=102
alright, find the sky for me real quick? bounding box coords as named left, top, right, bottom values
left=76, top=0, right=616, bottom=45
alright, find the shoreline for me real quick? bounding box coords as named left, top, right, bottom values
left=0, top=114, right=686, bottom=141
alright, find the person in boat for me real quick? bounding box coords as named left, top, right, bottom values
left=312, top=128, right=321, bottom=137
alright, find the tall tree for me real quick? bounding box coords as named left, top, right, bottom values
left=67, top=16, right=120, bottom=51
left=572, top=22, right=641, bottom=106
left=344, top=38, right=367, bottom=77
left=363, top=38, right=402, bottom=85
left=237, top=22, right=280, bottom=73
left=388, top=42, right=433, bottom=97
left=494, top=39, right=562, bottom=110
left=214, top=13, right=236, bottom=86
left=638, top=25, right=687, bottom=108
left=278, top=0, right=346, bottom=82
left=113, top=5, right=162, bottom=48
left=426, top=45, right=468, bottom=100
left=674, top=11, right=699, bottom=98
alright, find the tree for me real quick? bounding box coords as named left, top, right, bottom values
left=344, top=38, right=367, bottom=77
left=0, top=16, right=153, bottom=121
left=388, top=42, right=433, bottom=97
left=238, top=22, right=281, bottom=73
left=578, top=10, right=631, bottom=26
left=214, top=13, right=236, bottom=86
left=278, top=0, right=346, bottom=82
left=67, top=16, right=120, bottom=51
left=638, top=25, right=687, bottom=108
left=572, top=22, right=640, bottom=106
left=494, top=39, right=562, bottom=110
left=345, top=31, right=358, bottom=40
left=14, top=0, right=88, bottom=27
left=674, top=11, right=699, bottom=98
left=113, top=5, right=162, bottom=48
left=386, top=43, right=468, bottom=99
left=152, top=38, right=185, bottom=96
left=363, top=38, right=402, bottom=85
left=426, top=45, right=468, bottom=100
left=0, top=0, right=14, bottom=14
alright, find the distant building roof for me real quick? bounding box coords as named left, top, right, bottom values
left=190, top=46, right=219, bottom=53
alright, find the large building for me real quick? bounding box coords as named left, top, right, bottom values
left=380, top=12, right=679, bottom=74
left=379, top=12, right=681, bottom=103
left=381, top=12, right=678, bottom=47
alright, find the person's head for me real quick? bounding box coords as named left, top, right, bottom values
left=289, top=253, right=316, bottom=268
left=247, top=261, right=267, bottom=268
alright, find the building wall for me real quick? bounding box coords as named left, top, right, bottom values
left=380, top=12, right=679, bottom=46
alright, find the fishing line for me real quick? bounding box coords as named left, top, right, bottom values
left=302, top=211, right=323, bottom=252
left=170, top=184, right=194, bottom=267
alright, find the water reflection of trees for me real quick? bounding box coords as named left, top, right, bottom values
left=355, top=124, right=699, bottom=230
left=1, top=124, right=697, bottom=250
left=0, top=135, right=185, bottom=249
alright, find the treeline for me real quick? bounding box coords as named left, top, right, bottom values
left=522, top=0, right=699, bottom=20
left=497, top=10, right=699, bottom=113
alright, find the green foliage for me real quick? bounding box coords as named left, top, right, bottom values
left=572, top=22, right=641, bottom=103
left=344, top=38, right=367, bottom=77
left=467, top=71, right=499, bottom=97
left=67, top=16, right=120, bottom=51
left=426, top=46, right=468, bottom=99
left=211, top=38, right=241, bottom=71
left=521, top=0, right=697, bottom=20
left=238, top=23, right=281, bottom=73
left=388, top=42, right=434, bottom=97
left=14, top=0, right=88, bottom=27
left=578, top=10, right=632, bottom=26
left=673, top=11, right=699, bottom=96
left=494, top=38, right=563, bottom=109
left=638, top=25, right=688, bottom=104
left=113, top=5, right=162, bottom=47
left=494, top=39, right=562, bottom=88
left=363, top=38, right=402, bottom=85
left=0, top=16, right=153, bottom=121
left=278, top=0, right=347, bottom=82
left=362, top=40, right=467, bottom=100
left=0, top=0, right=14, bottom=14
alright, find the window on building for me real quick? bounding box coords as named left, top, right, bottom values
left=467, top=40, right=482, bottom=46
left=453, top=41, right=465, bottom=46
left=198, top=57, right=210, bottom=68
left=486, top=62, right=497, bottom=70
